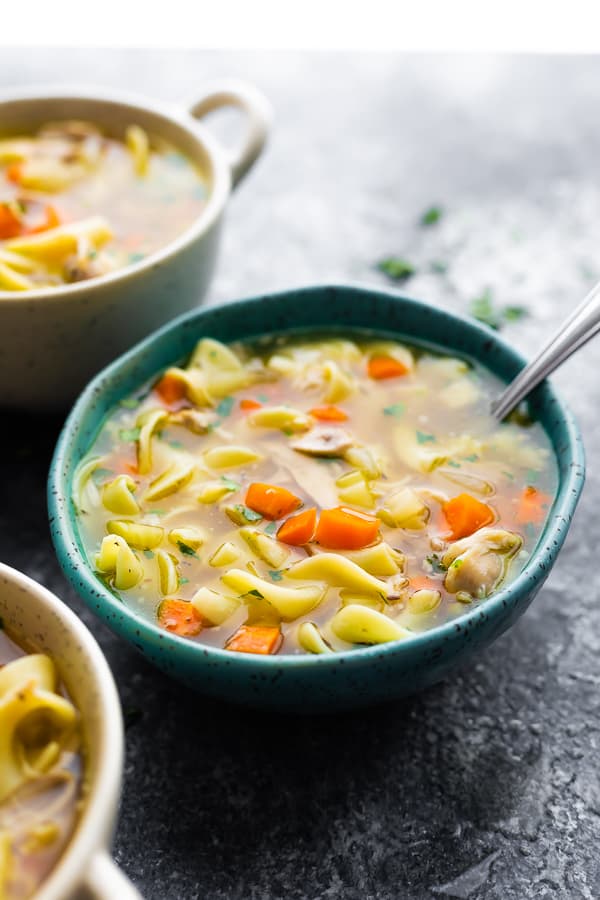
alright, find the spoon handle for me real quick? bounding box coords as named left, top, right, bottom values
left=491, top=280, right=600, bottom=420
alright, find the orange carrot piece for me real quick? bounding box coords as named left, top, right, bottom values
left=158, top=599, right=203, bottom=637
left=315, top=506, right=380, bottom=550
left=245, top=483, right=302, bottom=520
left=0, top=203, right=23, bottom=239
left=240, top=398, right=262, bottom=411
left=410, top=574, right=441, bottom=592
left=443, top=493, right=494, bottom=540
left=154, top=372, right=186, bottom=406
left=28, top=204, right=61, bottom=234
left=5, top=163, right=22, bottom=185
left=226, top=625, right=282, bottom=655
left=367, top=355, right=409, bottom=380
left=309, top=405, right=349, bottom=422
left=277, top=507, right=318, bottom=545
left=516, top=485, right=551, bottom=526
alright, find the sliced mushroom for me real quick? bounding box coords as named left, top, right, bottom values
left=442, top=528, right=522, bottom=598
left=169, top=408, right=218, bottom=434
left=291, top=426, right=354, bottom=458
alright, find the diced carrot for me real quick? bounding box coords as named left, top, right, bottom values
left=154, top=372, right=186, bottom=406
left=5, top=163, right=22, bottom=185
left=443, top=493, right=494, bottom=541
left=516, top=485, right=551, bottom=526
left=124, top=462, right=139, bottom=476
left=277, top=507, right=318, bottom=545
left=367, top=355, right=409, bottom=380
left=157, top=599, right=203, bottom=637
left=240, top=398, right=262, bottom=411
left=245, top=483, right=302, bottom=520
left=315, top=506, right=380, bottom=550
left=309, top=405, right=349, bottom=422
left=410, top=574, right=441, bottom=592
left=226, top=624, right=282, bottom=655
left=27, top=204, right=61, bottom=234
left=0, top=203, right=23, bottom=239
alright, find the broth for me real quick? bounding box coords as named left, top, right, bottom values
left=74, top=331, right=558, bottom=656
left=0, top=120, right=207, bottom=291
left=0, top=630, right=83, bottom=898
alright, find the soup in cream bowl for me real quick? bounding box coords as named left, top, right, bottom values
left=0, top=82, right=270, bottom=411
left=0, top=563, right=138, bottom=899
left=49, top=285, right=585, bottom=712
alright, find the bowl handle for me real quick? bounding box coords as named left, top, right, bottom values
left=187, top=80, right=271, bottom=187
left=79, top=849, right=141, bottom=899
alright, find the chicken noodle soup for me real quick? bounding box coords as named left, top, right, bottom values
left=0, top=120, right=207, bottom=291
left=0, top=630, right=82, bottom=899
left=74, top=332, right=557, bottom=656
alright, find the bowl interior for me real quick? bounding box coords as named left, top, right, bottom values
left=49, top=284, right=585, bottom=672
left=0, top=565, right=123, bottom=900
left=0, top=93, right=215, bottom=186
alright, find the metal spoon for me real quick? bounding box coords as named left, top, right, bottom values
left=491, top=280, right=600, bottom=420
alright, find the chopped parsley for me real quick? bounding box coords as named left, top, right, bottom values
left=420, top=205, right=443, bottom=226
left=128, top=252, right=145, bottom=264
left=416, top=430, right=435, bottom=444
left=119, top=427, right=141, bottom=442
left=120, top=397, right=141, bottom=409
left=469, top=289, right=529, bottom=331
left=426, top=554, right=447, bottom=574
left=177, top=541, right=198, bottom=558
left=447, top=460, right=461, bottom=469
left=377, top=257, right=416, bottom=282
left=264, top=521, right=278, bottom=535
left=268, top=570, right=284, bottom=582
left=216, top=396, right=235, bottom=417
left=179, top=577, right=190, bottom=585
left=91, top=467, right=114, bottom=484
left=246, top=589, right=264, bottom=599
left=220, top=476, right=241, bottom=491
left=143, top=549, right=155, bottom=559
left=429, top=260, right=448, bottom=274
left=234, top=505, right=262, bottom=523
left=257, top=393, right=270, bottom=403
left=526, top=469, right=540, bottom=485
left=383, top=403, right=405, bottom=418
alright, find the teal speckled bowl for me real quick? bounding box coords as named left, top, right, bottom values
left=48, top=285, right=585, bottom=712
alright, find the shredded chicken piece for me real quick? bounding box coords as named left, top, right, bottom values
left=291, top=426, right=354, bottom=458
left=442, top=528, right=522, bottom=597
left=169, top=409, right=218, bottom=434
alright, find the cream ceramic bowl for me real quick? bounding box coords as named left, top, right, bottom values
left=0, top=563, right=139, bottom=899
left=0, top=82, right=271, bottom=411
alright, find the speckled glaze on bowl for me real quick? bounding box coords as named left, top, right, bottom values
left=0, top=564, right=139, bottom=898
left=0, top=81, right=270, bottom=411
left=48, top=285, right=585, bottom=713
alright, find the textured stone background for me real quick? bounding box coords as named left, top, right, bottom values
left=1, top=52, right=599, bottom=899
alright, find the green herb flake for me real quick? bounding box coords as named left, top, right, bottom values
left=430, top=260, right=448, bottom=274
left=526, top=469, right=540, bottom=485
left=416, top=430, right=435, bottom=444
left=168, top=440, right=185, bottom=449
left=451, top=558, right=463, bottom=570
left=120, top=397, right=141, bottom=409
left=246, top=589, right=264, bottom=599
left=128, top=252, right=145, bottom=264
left=426, top=554, right=447, bottom=574
left=148, top=509, right=166, bottom=516
left=462, top=453, right=479, bottom=463
left=503, top=305, right=529, bottom=322
left=501, top=470, right=515, bottom=481
left=282, top=427, right=294, bottom=437
left=216, top=396, right=235, bottom=417
left=269, top=570, right=284, bottom=582
left=420, top=205, right=443, bottom=226
left=447, top=460, right=461, bottom=469
left=383, top=403, right=405, bottom=418
left=220, top=476, right=241, bottom=491
left=264, top=521, right=278, bottom=535
left=377, top=257, right=416, bottom=282
left=119, top=427, right=141, bottom=442
left=177, top=541, right=198, bottom=558
left=235, top=505, right=262, bottom=523
left=179, top=577, right=190, bottom=585
left=470, top=288, right=501, bottom=330
left=143, top=549, right=155, bottom=559
left=257, top=393, right=270, bottom=403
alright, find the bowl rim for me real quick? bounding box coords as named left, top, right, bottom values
left=0, top=84, right=231, bottom=305
left=0, top=562, right=125, bottom=900
left=48, top=283, right=586, bottom=673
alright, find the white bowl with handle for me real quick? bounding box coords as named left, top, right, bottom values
left=0, top=81, right=271, bottom=411
left=0, top=563, right=139, bottom=899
